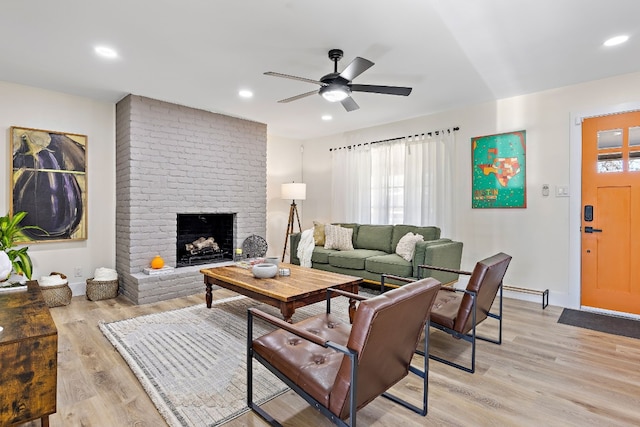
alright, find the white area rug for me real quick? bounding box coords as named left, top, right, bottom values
left=100, top=293, right=360, bottom=426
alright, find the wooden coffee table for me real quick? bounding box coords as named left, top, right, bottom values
left=200, top=263, right=362, bottom=322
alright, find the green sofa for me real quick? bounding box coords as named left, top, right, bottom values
left=289, top=223, right=463, bottom=285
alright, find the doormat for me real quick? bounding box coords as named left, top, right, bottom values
left=557, top=308, right=640, bottom=339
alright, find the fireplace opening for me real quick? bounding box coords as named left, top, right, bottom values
left=176, top=213, right=234, bottom=267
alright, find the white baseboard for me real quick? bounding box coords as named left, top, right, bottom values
left=68, top=280, right=86, bottom=296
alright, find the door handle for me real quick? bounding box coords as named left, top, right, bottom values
left=584, top=226, right=603, bottom=233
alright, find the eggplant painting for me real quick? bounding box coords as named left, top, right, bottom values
left=11, top=127, right=87, bottom=242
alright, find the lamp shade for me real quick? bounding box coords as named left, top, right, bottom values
left=281, top=183, right=306, bottom=200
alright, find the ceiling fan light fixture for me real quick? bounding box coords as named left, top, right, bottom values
left=320, top=85, right=350, bottom=102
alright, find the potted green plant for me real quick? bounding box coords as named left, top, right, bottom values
left=0, top=211, right=39, bottom=283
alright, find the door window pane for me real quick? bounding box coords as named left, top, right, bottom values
left=597, top=129, right=623, bottom=149
left=629, top=126, right=640, bottom=147
left=598, top=152, right=623, bottom=173
left=629, top=151, right=640, bottom=172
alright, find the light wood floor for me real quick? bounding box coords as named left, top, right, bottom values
left=22, top=288, right=640, bottom=427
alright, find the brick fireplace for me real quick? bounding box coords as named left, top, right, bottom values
left=115, top=95, right=267, bottom=304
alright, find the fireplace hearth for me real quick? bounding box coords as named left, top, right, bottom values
left=176, top=213, right=234, bottom=267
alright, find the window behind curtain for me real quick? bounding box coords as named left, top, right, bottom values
left=371, top=140, right=405, bottom=224
left=331, top=131, right=454, bottom=235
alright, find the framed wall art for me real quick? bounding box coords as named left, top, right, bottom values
left=10, top=126, right=87, bottom=242
left=472, top=130, right=526, bottom=208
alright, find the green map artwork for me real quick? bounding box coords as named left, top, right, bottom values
left=472, top=130, right=526, bottom=208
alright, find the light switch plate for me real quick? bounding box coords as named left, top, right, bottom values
left=556, top=186, right=569, bottom=197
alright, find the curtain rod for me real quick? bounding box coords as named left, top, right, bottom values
left=329, top=126, right=460, bottom=152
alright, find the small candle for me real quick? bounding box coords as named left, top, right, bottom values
left=279, top=268, right=290, bottom=276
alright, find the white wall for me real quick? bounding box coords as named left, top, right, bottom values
left=265, top=135, right=305, bottom=261
left=0, top=81, right=115, bottom=294
left=267, top=71, right=640, bottom=308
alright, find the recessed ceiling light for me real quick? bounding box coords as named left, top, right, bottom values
left=603, top=35, right=629, bottom=47
left=239, top=90, right=253, bottom=98
left=321, top=115, right=332, bottom=121
left=94, top=46, right=118, bottom=58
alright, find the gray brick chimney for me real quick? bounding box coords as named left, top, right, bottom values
left=115, top=95, right=267, bottom=304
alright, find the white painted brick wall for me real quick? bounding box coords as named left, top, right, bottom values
left=116, top=95, right=267, bottom=304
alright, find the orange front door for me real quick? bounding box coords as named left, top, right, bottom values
left=581, top=111, right=640, bottom=315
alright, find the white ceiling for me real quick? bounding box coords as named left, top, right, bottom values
left=1, top=0, right=639, bottom=140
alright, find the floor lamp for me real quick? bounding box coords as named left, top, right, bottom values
left=281, top=182, right=306, bottom=261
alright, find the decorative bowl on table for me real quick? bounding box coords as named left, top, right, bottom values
left=252, top=263, right=278, bottom=279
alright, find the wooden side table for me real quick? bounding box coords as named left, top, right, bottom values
left=0, top=280, right=58, bottom=426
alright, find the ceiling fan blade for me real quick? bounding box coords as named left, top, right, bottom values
left=341, top=96, right=360, bottom=112
left=277, top=90, right=318, bottom=103
left=350, top=84, right=412, bottom=96
left=264, top=72, right=324, bottom=86
left=339, top=57, right=374, bottom=82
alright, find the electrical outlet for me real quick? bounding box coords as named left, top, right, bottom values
left=74, top=267, right=82, bottom=277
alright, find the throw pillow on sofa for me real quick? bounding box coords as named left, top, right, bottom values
left=324, top=224, right=354, bottom=251
left=313, top=221, right=326, bottom=246
left=395, top=232, right=424, bottom=262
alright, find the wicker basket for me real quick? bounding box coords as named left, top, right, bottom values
left=40, top=273, right=72, bottom=308
left=86, top=278, right=119, bottom=301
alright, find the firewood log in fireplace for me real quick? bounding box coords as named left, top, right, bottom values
left=186, top=237, right=219, bottom=254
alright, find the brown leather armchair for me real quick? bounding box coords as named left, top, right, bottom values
left=247, top=277, right=441, bottom=427
left=381, top=252, right=512, bottom=373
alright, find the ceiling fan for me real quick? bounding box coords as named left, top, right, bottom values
left=264, top=49, right=412, bottom=112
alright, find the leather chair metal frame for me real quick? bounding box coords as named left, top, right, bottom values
left=247, top=280, right=440, bottom=427
left=381, top=252, right=511, bottom=374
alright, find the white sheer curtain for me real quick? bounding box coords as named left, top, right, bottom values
left=403, top=131, right=455, bottom=236
left=370, top=139, right=405, bottom=224
left=331, top=144, right=371, bottom=223
left=331, top=130, right=455, bottom=234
